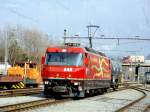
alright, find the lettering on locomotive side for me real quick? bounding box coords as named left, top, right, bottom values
left=64, top=68, right=73, bottom=72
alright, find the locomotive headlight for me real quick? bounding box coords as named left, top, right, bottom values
left=62, top=49, right=67, bottom=52
left=44, top=81, right=49, bottom=84
left=74, top=82, right=79, bottom=85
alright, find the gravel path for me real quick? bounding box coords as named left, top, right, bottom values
left=23, top=89, right=144, bottom=112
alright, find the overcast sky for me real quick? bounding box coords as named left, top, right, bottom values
left=0, top=0, right=150, bottom=57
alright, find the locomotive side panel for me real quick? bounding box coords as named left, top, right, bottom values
left=83, top=52, right=112, bottom=90
left=86, top=53, right=111, bottom=79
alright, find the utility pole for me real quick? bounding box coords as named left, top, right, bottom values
left=86, top=25, right=99, bottom=48
left=64, top=29, right=67, bottom=44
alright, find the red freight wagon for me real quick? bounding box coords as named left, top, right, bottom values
left=41, top=43, right=117, bottom=97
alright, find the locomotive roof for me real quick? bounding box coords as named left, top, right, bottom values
left=47, top=45, right=106, bottom=57
left=84, top=47, right=106, bottom=57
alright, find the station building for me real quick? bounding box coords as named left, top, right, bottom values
left=122, top=56, right=150, bottom=82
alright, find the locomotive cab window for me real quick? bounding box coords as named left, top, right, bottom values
left=46, top=52, right=83, bottom=66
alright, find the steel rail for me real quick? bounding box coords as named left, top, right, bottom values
left=0, top=88, right=43, bottom=97
left=115, top=87, right=149, bottom=112
left=0, top=98, right=72, bottom=112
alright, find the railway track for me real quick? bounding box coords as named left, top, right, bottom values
left=0, top=88, right=43, bottom=97
left=0, top=82, right=137, bottom=97
left=0, top=98, right=71, bottom=112
left=0, top=87, right=127, bottom=112
left=0, top=82, right=145, bottom=112
left=23, top=87, right=146, bottom=112
left=116, top=87, right=150, bottom=112
left=0, top=83, right=123, bottom=111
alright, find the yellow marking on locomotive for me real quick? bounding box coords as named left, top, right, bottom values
left=15, top=84, right=20, bottom=88
left=92, top=58, right=110, bottom=78
left=20, top=82, right=25, bottom=88
left=91, top=58, right=98, bottom=63
left=12, top=85, right=16, bottom=89
left=18, top=82, right=24, bottom=88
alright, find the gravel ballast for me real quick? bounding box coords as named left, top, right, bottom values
left=25, top=89, right=144, bottom=112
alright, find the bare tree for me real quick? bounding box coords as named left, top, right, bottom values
left=8, top=40, right=25, bottom=66
left=0, top=25, right=51, bottom=65
left=0, top=29, right=5, bottom=62
left=21, top=28, right=50, bottom=62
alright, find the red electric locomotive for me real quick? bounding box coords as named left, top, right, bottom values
left=41, top=43, right=117, bottom=97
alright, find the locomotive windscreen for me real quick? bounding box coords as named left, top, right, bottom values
left=46, top=52, right=83, bottom=66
